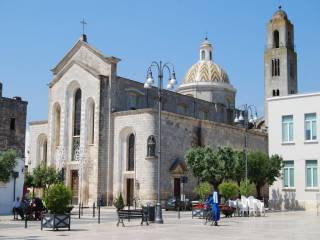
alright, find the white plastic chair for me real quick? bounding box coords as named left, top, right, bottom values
left=239, top=196, right=249, bottom=217
left=248, top=196, right=257, bottom=216
left=256, top=200, right=265, bottom=216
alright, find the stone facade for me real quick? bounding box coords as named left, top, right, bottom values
left=0, top=82, right=28, bottom=157
left=27, top=34, right=268, bottom=206
left=112, top=109, right=268, bottom=205
left=264, top=7, right=297, bottom=125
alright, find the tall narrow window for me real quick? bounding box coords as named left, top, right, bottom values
left=306, top=160, right=318, bottom=188
left=10, top=118, right=16, bottom=130
left=282, top=115, right=293, bottom=143
left=271, top=59, right=275, bottom=76
left=283, top=161, right=294, bottom=188
left=201, top=50, right=205, bottom=60
left=74, top=89, right=82, bottom=136
left=272, top=90, right=276, bottom=96
left=209, top=51, right=212, bottom=60
left=127, top=134, right=135, bottom=171
left=72, top=89, right=82, bottom=161
left=272, top=59, right=280, bottom=76
left=287, top=31, right=292, bottom=48
left=147, top=135, right=156, bottom=157
left=276, top=59, right=280, bottom=76
left=273, top=30, right=279, bottom=48
left=276, top=89, right=280, bottom=96
left=305, top=113, right=317, bottom=141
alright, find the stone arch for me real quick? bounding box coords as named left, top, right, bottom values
left=117, top=127, right=136, bottom=206
left=37, top=133, right=48, bottom=166
left=65, top=80, right=82, bottom=161
left=273, top=30, right=280, bottom=48
left=85, top=97, right=95, bottom=145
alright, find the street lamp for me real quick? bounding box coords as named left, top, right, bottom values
left=144, top=61, right=177, bottom=224
left=234, top=104, right=258, bottom=195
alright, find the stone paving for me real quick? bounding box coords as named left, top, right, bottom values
left=0, top=208, right=320, bottom=240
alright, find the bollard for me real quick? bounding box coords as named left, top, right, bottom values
left=178, top=202, right=180, bottom=219
left=79, top=203, right=81, bottom=219
left=24, top=212, right=27, bottom=228
left=93, top=202, right=95, bottom=218
left=81, top=202, right=84, bottom=216
left=98, top=203, right=101, bottom=224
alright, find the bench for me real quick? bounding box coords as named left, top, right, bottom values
left=116, top=209, right=149, bottom=227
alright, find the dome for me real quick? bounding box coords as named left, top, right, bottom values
left=272, top=6, right=287, bottom=20
left=183, top=61, right=230, bottom=84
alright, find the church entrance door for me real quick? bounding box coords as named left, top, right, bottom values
left=174, top=178, right=181, bottom=198
left=71, top=170, right=79, bottom=204
left=126, top=178, right=134, bottom=206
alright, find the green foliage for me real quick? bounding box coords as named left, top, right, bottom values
left=44, top=183, right=72, bottom=214
left=33, top=165, right=61, bottom=189
left=239, top=180, right=256, bottom=197
left=113, top=193, right=125, bottom=210
left=24, top=172, right=35, bottom=188
left=186, top=146, right=236, bottom=188
left=194, top=182, right=212, bottom=201
left=0, top=149, right=17, bottom=183
left=247, top=151, right=283, bottom=198
left=218, top=181, right=239, bottom=200
left=234, top=150, right=246, bottom=183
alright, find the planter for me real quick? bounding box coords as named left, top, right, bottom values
left=220, top=205, right=235, bottom=218
left=41, top=213, right=71, bottom=231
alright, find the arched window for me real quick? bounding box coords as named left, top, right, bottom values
left=127, top=134, right=135, bottom=171
left=272, top=90, right=276, bottom=96
left=53, top=104, right=61, bottom=146
left=72, top=89, right=81, bottom=161
left=209, top=51, right=212, bottom=60
left=276, top=89, right=280, bottom=96
left=201, top=50, right=205, bottom=60
left=74, top=89, right=82, bottom=136
left=43, top=140, right=47, bottom=166
left=273, top=30, right=279, bottom=48
left=147, top=135, right=156, bottom=157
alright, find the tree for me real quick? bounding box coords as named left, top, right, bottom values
left=186, top=146, right=237, bottom=189
left=194, top=181, right=212, bottom=201
left=33, top=165, right=61, bottom=196
left=234, top=150, right=246, bottom=184
left=0, top=149, right=17, bottom=183
left=247, top=151, right=283, bottom=198
left=239, top=180, right=256, bottom=197
left=24, top=172, right=36, bottom=196
left=218, top=181, right=239, bottom=201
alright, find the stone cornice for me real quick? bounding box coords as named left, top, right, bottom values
left=112, top=108, right=267, bottom=138
left=29, top=120, right=48, bottom=126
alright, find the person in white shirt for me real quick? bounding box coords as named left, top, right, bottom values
left=12, top=197, right=24, bottom=219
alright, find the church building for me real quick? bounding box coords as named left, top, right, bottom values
left=27, top=27, right=268, bottom=206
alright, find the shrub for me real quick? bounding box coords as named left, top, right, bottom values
left=218, top=181, right=239, bottom=201
left=194, top=182, right=212, bottom=201
left=0, top=149, right=17, bottom=183
left=113, top=193, right=125, bottom=210
left=239, top=180, right=257, bottom=197
left=44, top=183, right=72, bottom=214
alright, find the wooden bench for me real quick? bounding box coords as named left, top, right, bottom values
left=116, top=209, right=149, bottom=227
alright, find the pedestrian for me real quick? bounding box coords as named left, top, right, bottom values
left=209, top=187, right=220, bottom=226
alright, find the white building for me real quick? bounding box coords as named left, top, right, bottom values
left=268, top=92, right=320, bottom=211
left=0, top=159, right=25, bottom=215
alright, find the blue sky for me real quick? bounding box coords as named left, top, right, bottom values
left=1, top=0, right=320, bottom=122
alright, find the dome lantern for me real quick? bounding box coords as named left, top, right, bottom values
left=199, top=37, right=213, bottom=61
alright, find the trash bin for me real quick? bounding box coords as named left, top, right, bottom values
left=143, top=204, right=155, bottom=222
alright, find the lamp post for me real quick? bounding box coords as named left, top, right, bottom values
left=234, top=104, right=258, bottom=195
left=144, top=61, right=177, bottom=224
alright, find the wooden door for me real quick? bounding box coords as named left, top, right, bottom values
left=71, top=170, right=79, bottom=205
left=126, top=178, right=134, bottom=206
left=174, top=178, right=181, bottom=198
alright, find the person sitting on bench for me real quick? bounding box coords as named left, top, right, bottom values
left=12, top=197, right=24, bottom=220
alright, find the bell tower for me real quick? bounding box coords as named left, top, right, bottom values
left=264, top=6, right=297, bottom=125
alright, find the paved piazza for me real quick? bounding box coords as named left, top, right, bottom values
left=1, top=209, right=320, bottom=240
